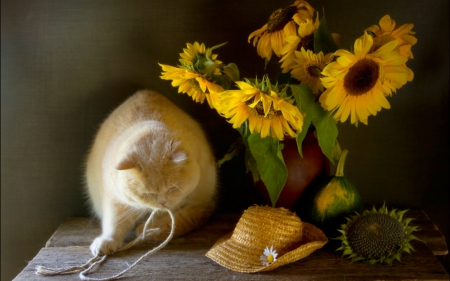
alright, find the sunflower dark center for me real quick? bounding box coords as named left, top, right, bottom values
left=267, top=6, right=298, bottom=32
left=343, top=58, right=379, bottom=96
left=297, top=34, right=315, bottom=52
left=246, top=97, right=282, bottom=120
left=348, top=214, right=405, bottom=259
left=307, top=65, right=323, bottom=78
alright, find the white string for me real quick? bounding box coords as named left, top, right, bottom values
left=35, top=254, right=106, bottom=276
left=35, top=208, right=175, bottom=281
left=118, top=209, right=159, bottom=252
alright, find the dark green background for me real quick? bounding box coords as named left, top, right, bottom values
left=2, top=0, right=448, bottom=279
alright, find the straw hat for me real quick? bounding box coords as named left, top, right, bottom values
left=206, top=205, right=328, bottom=273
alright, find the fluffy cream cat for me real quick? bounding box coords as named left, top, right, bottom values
left=85, top=90, right=217, bottom=256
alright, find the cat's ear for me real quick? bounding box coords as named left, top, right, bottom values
left=115, top=158, right=135, bottom=170
left=171, top=150, right=187, bottom=163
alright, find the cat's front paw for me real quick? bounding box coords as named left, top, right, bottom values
left=90, top=236, right=122, bottom=256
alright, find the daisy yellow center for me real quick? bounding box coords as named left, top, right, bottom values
left=267, top=6, right=297, bottom=32
left=246, top=98, right=282, bottom=120
left=297, top=34, right=314, bottom=52
left=267, top=254, right=274, bottom=263
left=343, top=59, right=380, bottom=96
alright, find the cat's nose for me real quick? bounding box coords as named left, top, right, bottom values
left=156, top=195, right=167, bottom=206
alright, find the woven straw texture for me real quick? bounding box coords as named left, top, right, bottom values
left=206, top=206, right=328, bottom=273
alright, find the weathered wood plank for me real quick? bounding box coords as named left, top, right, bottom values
left=409, top=210, right=449, bottom=255
left=44, top=214, right=239, bottom=248
left=44, top=211, right=448, bottom=255
left=14, top=240, right=448, bottom=281
left=13, top=210, right=449, bottom=281
left=44, top=217, right=100, bottom=247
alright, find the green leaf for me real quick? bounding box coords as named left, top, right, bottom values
left=314, top=113, right=338, bottom=165
left=401, top=245, right=412, bottom=254
left=244, top=140, right=259, bottom=182
left=392, top=253, right=402, bottom=262
left=352, top=256, right=365, bottom=262
left=248, top=134, right=288, bottom=206
left=403, top=217, right=413, bottom=227
left=216, top=151, right=236, bottom=168
left=213, top=74, right=232, bottom=90
left=385, top=257, right=394, bottom=266
left=239, top=123, right=260, bottom=182
left=296, top=122, right=311, bottom=158
left=216, top=138, right=243, bottom=168
left=223, top=63, right=240, bottom=82
left=314, top=16, right=339, bottom=54
left=207, top=42, right=228, bottom=56
left=290, top=85, right=318, bottom=157
left=343, top=248, right=353, bottom=256
left=396, top=209, right=409, bottom=222
left=408, top=234, right=421, bottom=242
left=237, top=121, right=249, bottom=137
left=200, top=62, right=221, bottom=77
left=331, top=141, right=342, bottom=163
left=275, top=71, right=298, bottom=86
left=290, top=84, right=324, bottom=121
left=290, top=84, right=338, bottom=163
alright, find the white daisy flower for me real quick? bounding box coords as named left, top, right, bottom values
left=260, top=246, right=278, bottom=266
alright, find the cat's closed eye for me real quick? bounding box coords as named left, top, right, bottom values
left=167, top=186, right=180, bottom=193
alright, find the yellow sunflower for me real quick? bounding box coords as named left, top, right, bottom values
left=279, top=16, right=319, bottom=73
left=159, top=63, right=224, bottom=109
left=248, top=0, right=315, bottom=61
left=179, top=42, right=222, bottom=67
left=319, top=32, right=414, bottom=125
left=365, top=14, right=417, bottom=59
left=216, top=78, right=304, bottom=140
left=290, top=48, right=333, bottom=94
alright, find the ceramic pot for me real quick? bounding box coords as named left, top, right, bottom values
left=255, top=129, right=330, bottom=209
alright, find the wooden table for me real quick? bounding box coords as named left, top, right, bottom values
left=13, top=210, right=449, bottom=280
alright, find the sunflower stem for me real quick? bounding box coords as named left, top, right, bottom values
left=335, top=149, right=348, bottom=177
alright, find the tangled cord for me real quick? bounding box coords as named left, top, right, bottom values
left=35, top=207, right=175, bottom=281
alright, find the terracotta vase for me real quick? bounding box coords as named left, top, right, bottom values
left=255, top=128, right=330, bottom=209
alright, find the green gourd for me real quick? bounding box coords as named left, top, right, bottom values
left=305, top=149, right=362, bottom=236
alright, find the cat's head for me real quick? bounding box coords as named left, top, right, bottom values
left=113, top=131, right=200, bottom=210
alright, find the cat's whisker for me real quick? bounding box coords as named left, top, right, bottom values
left=115, top=210, right=135, bottom=225
left=168, top=183, right=185, bottom=194
left=115, top=208, right=144, bottom=226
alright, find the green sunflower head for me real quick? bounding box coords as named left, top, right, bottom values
left=336, top=203, right=421, bottom=265
left=179, top=42, right=240, bottom=91
left=243, top=76, right=292, bottom=101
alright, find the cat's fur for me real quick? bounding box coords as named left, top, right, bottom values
left=85, top=90, right=217, bottom=256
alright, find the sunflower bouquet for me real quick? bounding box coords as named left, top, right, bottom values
left=159, top=0, right=416, bottom=207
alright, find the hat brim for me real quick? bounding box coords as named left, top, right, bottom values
left=205, top=222, right=328, bottom=273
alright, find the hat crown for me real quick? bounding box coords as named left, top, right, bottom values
left=231, top=206, right=303, bottom=255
